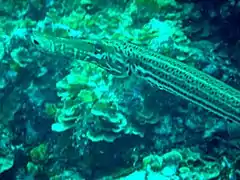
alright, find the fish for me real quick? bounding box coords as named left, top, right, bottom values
left=28, top=32, right=240, bottom=125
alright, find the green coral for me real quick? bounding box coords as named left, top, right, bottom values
left=0, top=154, right=14, bottom=174
left=178, top=148, right=222, bottom=179
left=87, top=103, right=128, bottom=142
left=127, top=148, right=227, bottom=179
left=162, top=150, right=182, bottom=167
left=142, top=150, right=182, bottom=172
left=51, top=62, right=108, bottom=132
left=78, top=89, right=97, bottom=103
left=50, top=58, right=147, bottom=142
left=143, top=154, right=163, bottom=171
left=30, top=143, right=48, bottom=163
left=27, top=162, right=40, bottom=176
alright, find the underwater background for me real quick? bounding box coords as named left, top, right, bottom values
left=0, top=0, right=240, bottom=179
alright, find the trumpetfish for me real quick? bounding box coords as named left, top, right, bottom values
left=28, top=32, right=240, bottom=125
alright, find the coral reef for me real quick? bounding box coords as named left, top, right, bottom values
left=0, top=0, right=239, bottom=179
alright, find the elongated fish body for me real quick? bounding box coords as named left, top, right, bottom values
left=101, top=40, right=240, bottom=124
left=29, top=33, right=240, bottom=124
left=29, top=32, right=130, bottom=76
left=30, top=32, right=94, bottom=55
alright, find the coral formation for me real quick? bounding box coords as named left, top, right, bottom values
left=0, top=0, right=239, bottom=179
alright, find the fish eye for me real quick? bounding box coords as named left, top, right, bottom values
left=33, top=39, right=39, bottom=45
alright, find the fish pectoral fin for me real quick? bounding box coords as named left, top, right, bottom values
left=106, top=69, right=129, bottom=79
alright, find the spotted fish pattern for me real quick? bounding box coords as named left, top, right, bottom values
left=29, top=33, right=240, bottom=125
